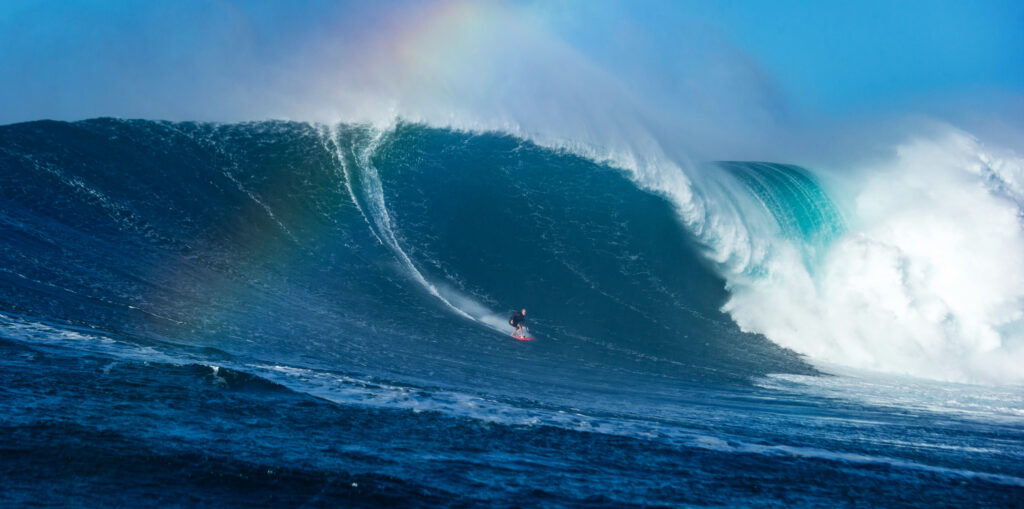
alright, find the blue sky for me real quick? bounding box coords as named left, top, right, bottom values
left=700, top=0, right=1023, bottom=113
left=0, top=0, right=1021, bottom=131
left=540, top=0, right=1023, bottom=114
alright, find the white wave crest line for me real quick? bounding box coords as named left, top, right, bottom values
left=317, top=123, right=384, bottom=246
left=26, top=156, right=162, bottom=240
left=560, top=260, right=662, bottom=326
left=184, top=126, right=297, bottom=243
left=219, top=169, right=298, bottom=243
left=725, top=441, right=1024, bottom=488
left=354, top=127, right=475, bottom=322
left=0, top=268, right=185, bottom=325
left=250, top=361, right=1024, bottom=489
left=0, top=313, right=183, bottom=365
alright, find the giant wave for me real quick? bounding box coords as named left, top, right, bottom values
left=1, top=118, right=1021, bottom=384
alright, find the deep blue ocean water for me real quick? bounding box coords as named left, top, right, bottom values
left=1, top=119, right=1022, bottom=507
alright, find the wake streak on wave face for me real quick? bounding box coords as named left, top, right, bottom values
left=321, top=123, right=511, bottom=333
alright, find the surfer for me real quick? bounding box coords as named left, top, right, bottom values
left=509, top=309, right=528, bottom=338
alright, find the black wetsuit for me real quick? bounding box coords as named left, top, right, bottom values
left=510, top=314, right=525, bottom=328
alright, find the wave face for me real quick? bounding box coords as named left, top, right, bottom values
left=3, top=119, right=1021, bottom=385
left=0, top=119, right=816, bottom=384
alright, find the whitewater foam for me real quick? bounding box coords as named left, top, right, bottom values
left=725, top=128, right=1024, bottom=384
left=320, top=123, right=385, bottom=246
left=757, top=367, right=1024, bottom=424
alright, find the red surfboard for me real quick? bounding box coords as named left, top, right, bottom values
left=513, top=335, right=534, bottom=341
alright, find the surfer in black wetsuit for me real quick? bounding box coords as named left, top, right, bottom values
left=510, top=309, right=528, bottom=338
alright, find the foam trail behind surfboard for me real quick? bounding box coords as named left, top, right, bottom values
left=342, top=125, right=513, bottom=334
